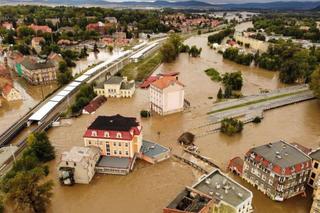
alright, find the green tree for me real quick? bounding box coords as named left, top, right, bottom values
left=160, top=33, right=182, bottom=63
left=220, top=118, right=243, bottom=136
left=222, top=72, right=243, bottom=91
left=26, top=132, right=55, bottom=162
left=310, top=69, right=320, bottom=99
left=217, top=88, right=223, bottom=99
left=5, top=167, right=53, bottom=213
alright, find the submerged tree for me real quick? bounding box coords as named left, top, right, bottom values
left=220, top=118, right=243, bottom=136
left=311, top=69, right=320, bottom=99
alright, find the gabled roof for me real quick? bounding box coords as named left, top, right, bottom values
left=21, top=57, right=55, bottom=70
left=83, top=96, right=107, bottom=114
left=151, top=76, right=184, bottom=90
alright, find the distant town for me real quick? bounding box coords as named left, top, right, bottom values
left=0, top=3, right=319, bottom=213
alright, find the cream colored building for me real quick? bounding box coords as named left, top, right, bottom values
left=58, top=146, right=100, bottom=185
left=83, top=115, right=142, bottom=158
left=311, top=181, right=320, bottom=213
left=94, top=76, right=135, bottom=98
left=1, top=83, right=22, bottom=101
left=149, top=76, right=185, bottom=116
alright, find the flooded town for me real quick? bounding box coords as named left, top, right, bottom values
left=0, top=3, right=319, bottom=213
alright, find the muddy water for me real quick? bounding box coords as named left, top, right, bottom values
left=0, top=76, right=57, bottom=135
left=46, top=30, right=319, bottom=213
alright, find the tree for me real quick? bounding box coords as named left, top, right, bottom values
left=93, top=43, right=99, bottom=53
left=160, top=33, right=182, bottom=63
left=217, top=88, right=223, bottom=99
left=220, top=118, right=243, bottom=136
left=5, top=167, right=53, bottom=213
left=222, top=72, right=243, bottom=91
left=26, top=132, right=55, bottom=162
left=79, top=46, right=89, bottom=58
left=310, top=69, right=320, bottom=99
left=224, top=86, right=232, bottom=99
left=188, top=45, right=202, bottom=57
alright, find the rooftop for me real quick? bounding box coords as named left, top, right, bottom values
left=21, top=57, right=55, bottom=71
left=88, top=114, right=139, bottom=131
left=151, top=76, right=184, bottom=90
left=141, top=140, right=170, bottom=159
left=61, top=146, right=100, bottom=163
left=96, top=156, right=134, bottom=169
left=249, top=140, right=311, bottom=169
left=120, top=81, right=135, bottom=90
left=310, top=149, right=320, bottom=162
left=193, top=169, right=252, bottom=208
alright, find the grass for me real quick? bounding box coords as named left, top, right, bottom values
left=120, top=51, right=162, bottom=81
left=207, top=90, right=307, bottom=115
left=204, top=68, right=221, bottom=82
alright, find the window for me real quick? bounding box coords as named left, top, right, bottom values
left=74, top=163, right=76, bottom=166
left=126, top=151, right=129, bottom=156
left=118, top=142, right=121, bottom=146
left=113, top=142, right=117, bottom=146
left=310, top=179, right=314, bottom=185
left=116, top=132, right=122, bottom=138
left=119, top=151, right=122, bottom=155
left=315, top=162, right=319, bottom=169
left=104, top=131, right=109, bottom=138
left=66, top=161, right=69, bottom=166
left=88, top=141, right=91, bottom=145
left=114, top=150, right=117, bottom=155
left=91, top=131, right=97, bottom=137
left=125, top=143, right=128, bottom=147
left=311, top=172, right=316, bottom=179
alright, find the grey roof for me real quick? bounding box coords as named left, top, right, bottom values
left=310, top=149, right=320, bottom=161
left=141, top=140, right=170, bottom=158
left=105, top=76, right=124, bottom=84
left=193, top=169, right=252, bottom=208
left=250, top=140, right=311, bottom=168
left=120, top=81, right=135, bottom=90
left=96, top=156, right=134, bottom=169
left=21, top=57, right=55, bottom=70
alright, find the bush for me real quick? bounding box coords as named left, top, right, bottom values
left=220, top=118, right=243, bottom=136
left=140, top=110, right=151, bottom=118
left=252, top=116, right=262, bottom=123
left=208, top=28, right=235, bottom=44
left=204, top=68, right=221, bottom=82
left=222, top=71, right=243, bottom=91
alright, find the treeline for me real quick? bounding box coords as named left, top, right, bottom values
left=208, top=28, right=234, bottom=44
left=252, top=15, right=320, bottom=42
left=223, top=47, right=254, bottom=66
left=71, top=84, right=96, bottom=113
left=1, top=132, right=55, bottom=212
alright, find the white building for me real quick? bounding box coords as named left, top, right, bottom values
left=58, top=146, right=100, bottom=185
left=94, top=76, right=135, bottom=98
left=149, top=76, right=185, bottom=116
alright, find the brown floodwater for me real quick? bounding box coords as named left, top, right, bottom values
left=0, top=76, right=57, bottom=135
left=42, top=29, right=319, bottom=213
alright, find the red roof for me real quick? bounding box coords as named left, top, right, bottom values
left=139, top=76, right=159, bottom=89
left=2, top=83, right=13, bottom=96
left=83, top=96, right=107, bottom=114
left=151, top=76, right=184, bottom=90
left=29, top=24, right=52, bottom=33
left=228, top=157, right=244, bottom=175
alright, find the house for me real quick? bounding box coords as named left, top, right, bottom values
left=86, top=22, right=106, bottom=34
left=82, top=95, right=107, bottom=114
left=311, top=182, right=320, bottom=213
left=93, top=76, right=135, bottom=98
left=1, top=83, right=22, bottom=101
left=48, top=52, right=63, bottom=67
left=58, top=146, right=100, bottom=185
left=31, top=37, right=44, bottom=53
left=242, top=140, right=312, bottom=201
left=308, top=149, right=320, bottom=188
left=165, top=169, right=253, bottom=213
left=29, top=24, right=52, bottom=33
left=149, top=76, right=185, bottom=116
left=7, top=51, right=24, bottom=72
left=1, top=22, right=14, bottom=30
left=20, top=57, right=58, bottom=85
left=105, top=17, right=117, bottom=24
left=83, top=114, right=143, bottom=175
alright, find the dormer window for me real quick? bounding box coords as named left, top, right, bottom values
left=91, top=131, right=97, bottom=137
left=116, top=132, right=122, bottom=138
left=104, top=131, right=109, bottom=138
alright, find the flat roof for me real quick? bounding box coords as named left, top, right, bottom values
left=193, top=169, right=252, bottom=208
left=141, top=140, right=170, bottom=158
left=96, top=156, right=133, bottom=169
left=130, top=43, right=158, bottom=60
left=310, top=149, right=320, bottom=161
left=57, top=90, right=71, bottom=97
left=63, top=85, right=76, bottom=91
left=29, top=101, right=58, bottom=121
left=50, top=95, right=65, bottom=102
left=68, top=81, right=81, bottom=87
left=132, top=41, right=147, bottom=50
left=250, top=140, right=311, bottom=168
left=74, top=75, right=90, bottom=82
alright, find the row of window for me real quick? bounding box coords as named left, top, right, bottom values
left=113, top=150, right=129, bottom=156
left=91, top=131, right=123, bottom=139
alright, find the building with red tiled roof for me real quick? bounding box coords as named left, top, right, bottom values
left=2, top=22, right=14, bottom=30
left=1, top=83, right=22, bottom=101
left=149, top=76, right=185, bottom=115
left=242, top=140, right=311, bottom=201
left=82, top=95, right=107, bottom=114
left=29, top=24, right=52, bottom=33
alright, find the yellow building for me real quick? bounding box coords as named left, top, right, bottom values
left=309, top=149, right=320, bottom=188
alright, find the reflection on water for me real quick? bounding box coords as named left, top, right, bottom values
left=45, top=30, right=319, bottom=213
